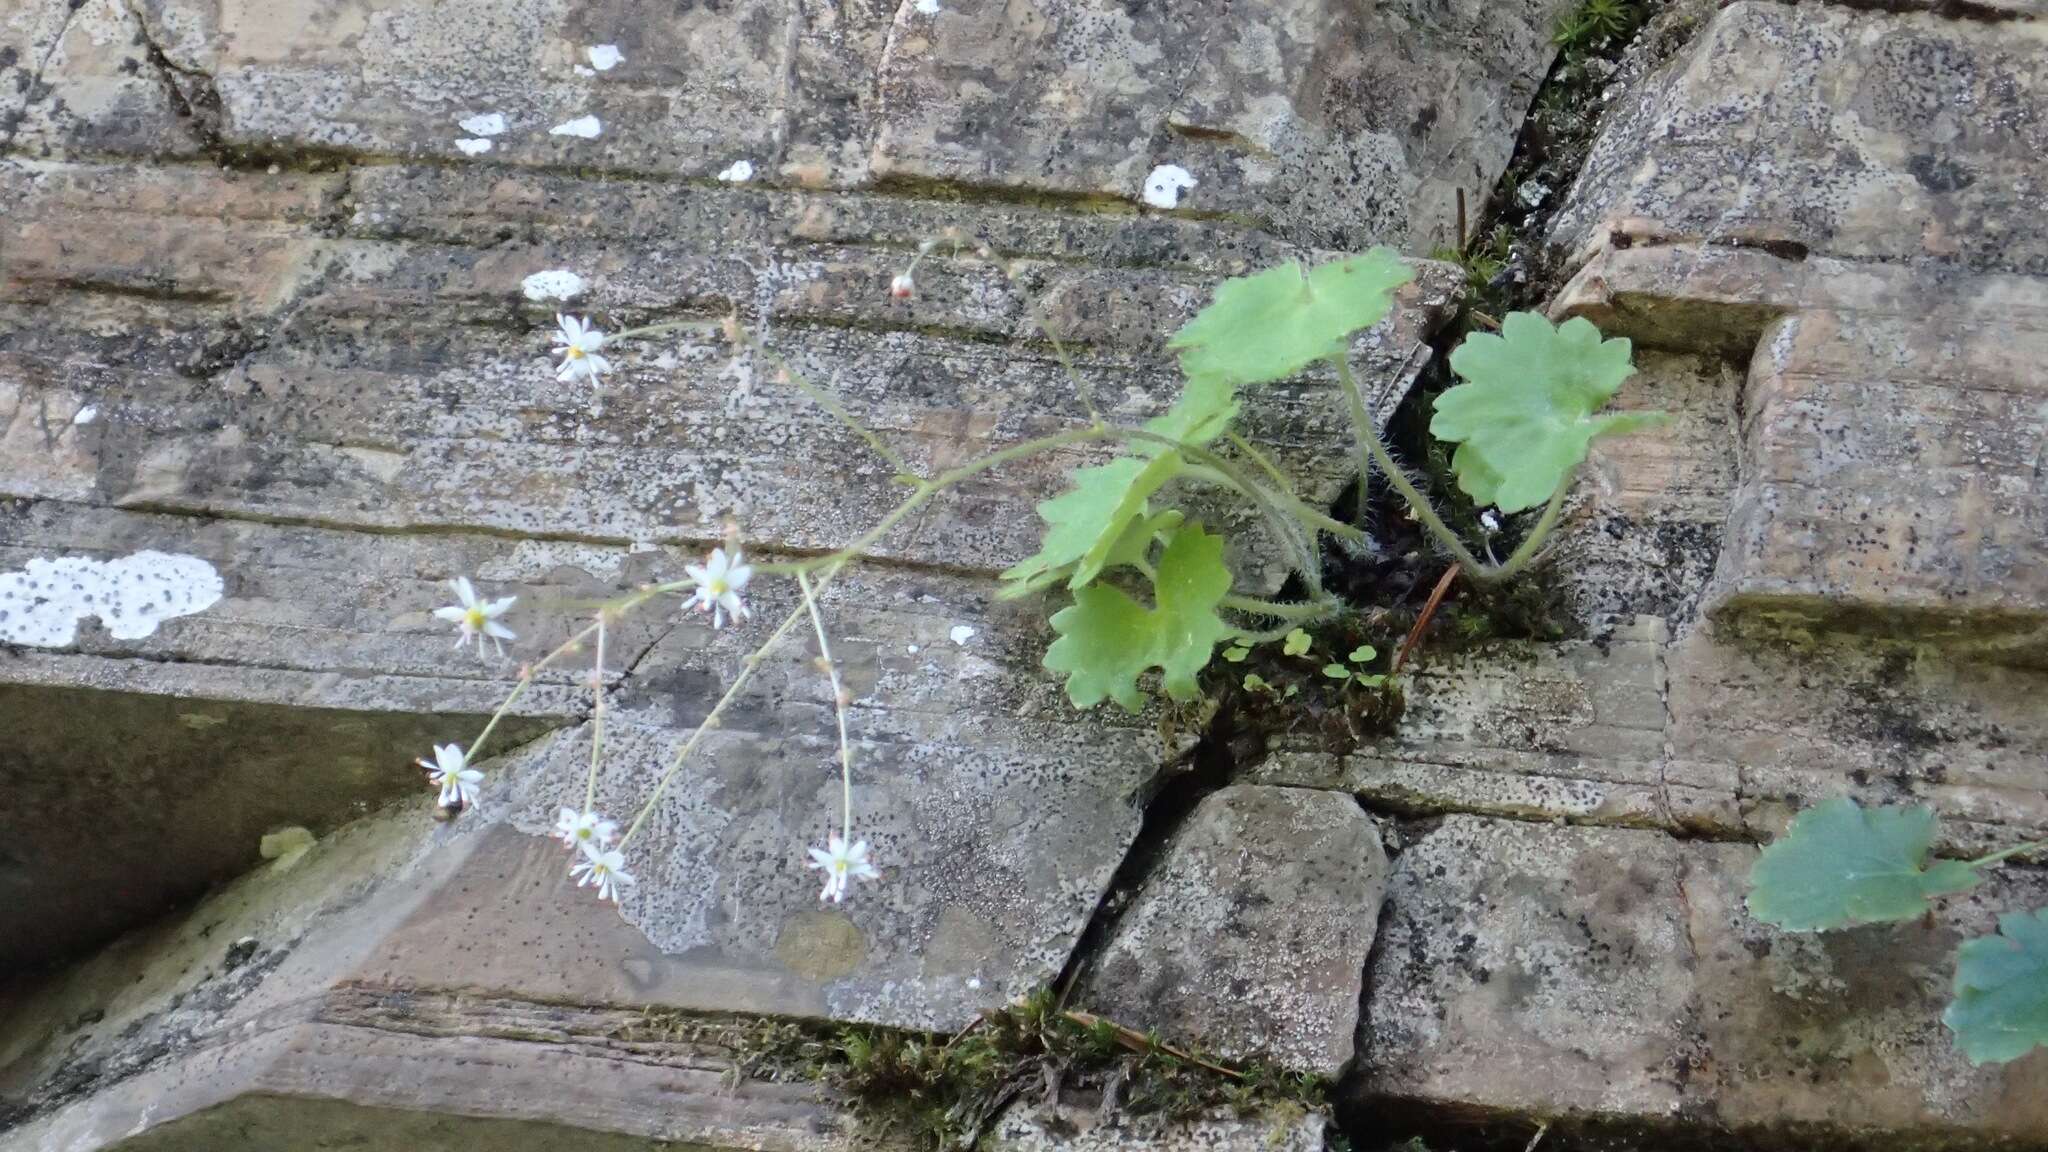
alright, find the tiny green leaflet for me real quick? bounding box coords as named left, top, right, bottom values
left=1431, top=312, right=1665, bottom=513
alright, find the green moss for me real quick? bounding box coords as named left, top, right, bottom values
left=679, top=990, right=1328, bottom=1152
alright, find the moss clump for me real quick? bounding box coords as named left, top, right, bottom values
left=693, top=990, right=1327, bottom=1151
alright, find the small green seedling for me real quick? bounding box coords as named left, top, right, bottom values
left=1321, top=645, right=1388, bottom=689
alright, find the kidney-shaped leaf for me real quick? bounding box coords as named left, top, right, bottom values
left=1168, top=250, right=1413, bottom=389
left=1043, top=521, right=1234, bottom=712
left=1746, top=797, right=1981, bottom=932
left=1000, top=452, right=1184, bottom=596
left=1431, top=312, right=1662, bottom=513
left=1945, top=907, right=2048, bottom=1065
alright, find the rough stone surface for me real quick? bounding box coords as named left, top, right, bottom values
left=1083, top=785, right=1387, bottom=1077
left=987, top=1102, right=1324, bottom=1152
left=1554, top=2, right=2048, bottom=275
left=1357, top=816, right=2048, bottom=1143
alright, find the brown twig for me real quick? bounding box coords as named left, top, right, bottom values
left=1060, top=1010, right=1244, bottom=1081
left=1392, top=562, right=1460, bottom=674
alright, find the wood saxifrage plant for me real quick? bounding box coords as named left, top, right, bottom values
left=418, top=248, right=1663, bottom=909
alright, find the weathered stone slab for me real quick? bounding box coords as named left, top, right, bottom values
left=1252, top=617, right=1697, bottom=832
left=2, top=161, right=1457, bottom=594
left=1, top=0, right=201, bottom=160
left=1553, top=2, right=2048, bottom=276
left=1355, top=815, right=2048, bottom=1144
left=987, top=1102, right=1324, bottom=1152
left=50, top=0, right=1577, bottom=247
left=870, top=0, right=1573, bottom=249
left=1082, top=785, right=1386, bottom=1077
left=1716, top=306, right=2048, bottom=660
left=0, top=500, right=610, bottom=971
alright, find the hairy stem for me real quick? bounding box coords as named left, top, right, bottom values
left=584, top=613, right=607, bottom=812
left=465, top=619, right=602, bottom=763
left=798, top=571, right=856, bottom=843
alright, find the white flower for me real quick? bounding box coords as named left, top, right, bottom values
left=433, top=576, right=517, bottom=657
left=806, top=834, right=880, bottom=904
left=571, top=841, right=635, bottom=903
left=420, top=743, right=484, bottom=809
left=685, top=546, right=753, bottom=627
left=889, top=273, right=914, bottom=299
left=552, top=314, right=611, bottom=384
left=553, top=807, right=618, bottom=852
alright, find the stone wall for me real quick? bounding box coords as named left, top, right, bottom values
left=4, top=0, right=2048, bottom=1149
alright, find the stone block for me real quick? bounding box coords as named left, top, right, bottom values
left=1083, top=785, right=1387, bottom=1077
left=1354, top=815, right=2048, bottom=1144
left=987, top=1102, right=1324, bottom=1152
left=1554, top=2, right=2048, bottom=276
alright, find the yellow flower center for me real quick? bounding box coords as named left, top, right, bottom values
left=464, top=606, right=487, bottom=629
left=566, top=345, right=586, bottom=360
left=707, top=577, right=729, bottom=597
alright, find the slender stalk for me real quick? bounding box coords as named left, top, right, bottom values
left=756, top=341, right=915, bottom=476
left=1220, top=594, right=1337, bottom=621
left=1331, top=352, right=1577, bottom=583
left=1225, top=430, right=1298, bottom=498
left=1332, top=353, right=1488, bottom=573
left=465, top=619, right=603, bottom=762
left=1967, top=840, right=2048, bottom=869
left=617, top=596, right=814, bottom=850
left=797, top=571, right=856, bottom=842
left=584, top=613, right=607, bottom=812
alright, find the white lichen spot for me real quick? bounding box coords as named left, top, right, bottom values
left=587, top=44, right=623, bottom=71
left=949, top=624, right=977, bottom=646
left=914, top=0, right=941, bottom=13
left=459, top=112, right=507, bottom=137
left=72, top=405, right=98, bottom=425
left=716, top=159, right=754, bottom=183
left=1141, top=164, right=1197, bottom=209
left=907, top=643, right=920, bottom=654
left=574, top=64, right=595, bottom=76
left=549, top=115, right=603, bottom=139
left=455, top=137, right=494, bottom=156
left=0, top=551, right=224, bottom=648
left=521, top=269, right=588, bottom=302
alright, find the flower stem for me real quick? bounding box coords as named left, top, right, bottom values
left=1967, top=840, right=2048, bottom=869
left=797, top=571, right=856, bottom=843
left=465, top=619, right=602, bottom=763
left=584, top=613, right=607, bottom=812
left=1220, top=594, right=1337, bottom=621
left=756, top=341, right=915, bottom=476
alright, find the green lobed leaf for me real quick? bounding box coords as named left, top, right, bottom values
left=1141, top=372, right=1241, bottom=450
left=1431, top=312, right=1664, bottom=513
left=1282, top=629, right=1312, bottom=657
left=1168, top=250, right=1414, bottom=389
left=1745, top=797, right=1982, bottom=932
left=1000, top=455, right=1185, bottom=597
left=1945, top=907, right=2048, bottom=1065
left=1043, top=522, right=1235, bottom=712
left=1322, top=663, right=1351, bottom=680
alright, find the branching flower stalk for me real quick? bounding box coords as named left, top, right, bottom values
left=418, top=246, right=1661, bottom=912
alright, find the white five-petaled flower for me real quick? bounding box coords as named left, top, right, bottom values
left=685, top=546, right=753, bottom=627
left=806, top=834, right=880, bottom=904
left=552, top=314, right=611, bottom=384
left=434, top=576, right=517, bottom=657
left=571, top=841, right=635, bottom=903
left=553, top=807, right=618, bottom=852
left=421, top=743, right=484, bottom=809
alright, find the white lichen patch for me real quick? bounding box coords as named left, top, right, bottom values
left=715, top=159, right=754, bottom=183
left=0, top=551, right=224, bottom=648
left=549, top=115, right=603, bottom=139
left=914, top=0, right=941, bottom=14
left=1141, top=164, right=1197, bottom=209
left=949, top=624, right=977, bottom=646
left=456, top=137, right=494, bottom=156
left=72, top=405, right=98, bottom=425
left=458, top=112, right=507, bottom=137
left=587, top=44, right=623, bottom=71
left=521, top=269, right=588, bottom=301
